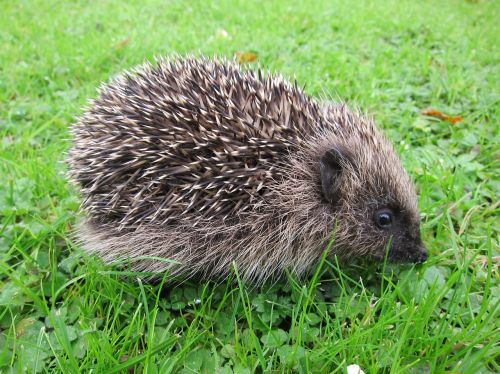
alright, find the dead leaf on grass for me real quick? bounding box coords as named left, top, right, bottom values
left=115, top=38, right=130, bottom=50
left=235, top=51, right=257, bottom=64
left=421, top=108, right=463, bottom=124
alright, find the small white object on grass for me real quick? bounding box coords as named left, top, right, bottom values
left=347, top=364, right=366, bottom=374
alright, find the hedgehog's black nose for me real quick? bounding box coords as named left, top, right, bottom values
left=415, top=246, right=428, bottom=264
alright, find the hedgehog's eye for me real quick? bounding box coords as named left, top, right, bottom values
left=375, top=209, right=393, bottom=228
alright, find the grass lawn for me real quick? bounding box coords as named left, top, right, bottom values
left=1, top=0, right=499, bottom=372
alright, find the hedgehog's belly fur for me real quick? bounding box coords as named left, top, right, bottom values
left=78, top=200, right=332, bottom=283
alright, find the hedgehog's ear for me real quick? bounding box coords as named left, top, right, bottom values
left=320, top=148, right=346, bottom=203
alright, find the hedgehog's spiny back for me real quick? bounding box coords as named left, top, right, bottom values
left=68, top=58, right=326, bottom=227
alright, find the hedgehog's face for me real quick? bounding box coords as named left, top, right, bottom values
left=319, top=147, right=427, bottom=264
left=370, top=207, right=427, bottom=263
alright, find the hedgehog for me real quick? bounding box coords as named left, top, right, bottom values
left=68, top=57, right=427, bottom=284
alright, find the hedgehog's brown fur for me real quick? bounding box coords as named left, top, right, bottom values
left=68, top=57, right=427, bottom=283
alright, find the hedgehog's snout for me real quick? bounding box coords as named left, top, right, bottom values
left=386, top=233, right=428, bottom=264
left=411, top=243, right=428, bottom=264
left=408, top=232, right=428, bottom=264
left=413, top=242, right=428, bottom=264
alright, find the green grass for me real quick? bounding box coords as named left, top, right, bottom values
left=1, top=0, right=499, bottom=372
